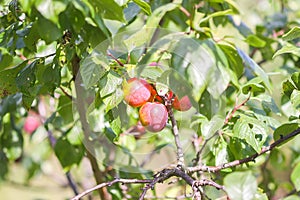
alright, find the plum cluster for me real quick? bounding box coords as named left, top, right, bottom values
left=123, top=78, right=192, bottom=132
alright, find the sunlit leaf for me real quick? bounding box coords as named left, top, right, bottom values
left=291, top=162, right=300, bottom=191
left=201, top=115, right=223, bottom=139
left=237, top=48, right=271, bottom=91
left=273, top=43, right=300, bottom=58
left=282, top=26, right=300, bottom=41
left=291, top=72, right=300, bottom=90
left=244, top=35, right=266, bottom=48
left=124, top=2, right=181, bottom=49
left=291, top=90, right=300, bottom=110
left=224, top=171, right=257, bottom=200
left=133, top=0, right=151, bottom=15
left=80, top=52, right=109, bottom=88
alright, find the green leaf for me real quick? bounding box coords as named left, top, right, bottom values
left=291, top=162, right=300, bottom=191
left=201, top=115, right=223, bottom=139
left=0, top=151, right=9, bottom=180
left=0, top=64, right=23, bottom=97
left=157, top=69, right=193, bottom=99
left=242, top=77, right=266, bottom=94
left=282, top=26, right=300, bottom=41
left=118, top=134, right=136, bottom=151
left=273, top=43, right=300, bottom=58
left=291, top=90, right=300, bottom=110
left=54, top=137, right=83, bottom=171
left=283, top=196, right=300, bottom=200
left=0, top=49, right=13, bottom=70
left=260, top=94, right=281, bottom=115
left=99, top=71, right=123, bottom=97
left=16, top=61, right=37, bottom=96
left=1, top=125, right=23, bottom=161
left=114, top=0, right=129, bottom=6
left=58, top=96, right=73, bottom=124
left=224, top=171, right=257, bottom=200
left=170, top=36, right=211, bottom=100
left=37, top=16, right=62, bottom=44
left=273, top=123, right=299, bottom=143
left=24, top=22, right=39, bottom=52
left=218, top=43, right=244, bottom=78
left=169, top=37, right=233, bottom=100
left=36, top=63, right=61, bottom=95
left=110, top=116, right=122, bottom=135
left=58, top=3, right=85, bottom=33
left=199, top=9, right=234, bottom=24
left=233, top=115, right=268, bottom=153
left=269, top=148, right=286, bottom=170
left=254, top=190, right=268, bottom=200
left=132, top=0, right=151, bottom=15
left=197, top=90, right=220, bottom=119
left=283, top=80, right=296, bottom=97
left=124, top=2, right=141, bottom=22
left=124, top=2, right=180, bottom=49
left=215, top=139, right=229, bottom=166
left=89, top=0, right=125, bottom=22
left=237, top=48, right=271, bottom=91
left=244, top=35, right=266, bottom=48
left=102, top=88, right=124, bottom=111
left=80, top=53, right=109, bottom=88
left=291, top=72, right=300, bottom=90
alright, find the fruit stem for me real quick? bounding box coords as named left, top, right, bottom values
left=164, top=96, right=185, bottom=168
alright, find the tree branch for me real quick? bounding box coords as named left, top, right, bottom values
left=138, top=168, right=225, bottom=200
left=72, top=54, right=111, bottom=200
left=188, top=128, right=300, bottom=173
left=71, top=178, right=152, bottom=200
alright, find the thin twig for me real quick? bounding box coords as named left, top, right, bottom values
left=188, top=128, right=300, bottom=173
left=179, top=6, right=191, bottom=17
left=193, top=132, right=219, bottom=166
left=47, top=130, right=80, bottom=196
left=66, top=172, right=79, bottom=196
left=71, top=178, right=152, bottom=200
left=59, top=86, right=73, bottom=100
left=164, top=96, right=185, bottom=167
left=224, top=94, right=250, bottom=125
left=107, top=51, right=124, bottom=67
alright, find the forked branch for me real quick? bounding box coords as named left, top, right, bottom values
left=188, top=127, right=300, bottom=173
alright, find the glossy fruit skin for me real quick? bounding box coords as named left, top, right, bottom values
left=139, top=102, right=168, bottom=132
left=23, top=112, right=41, bottom=134
left=172, top=95, right=192, bottom=111
left=123, top=78, right=152, bottom=107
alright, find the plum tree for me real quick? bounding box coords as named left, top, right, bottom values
left=172, top=95, right=192, bottom=111
left=123, top=78, right=152, bottom=107
left=139, top=102, right=168, bottom=132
